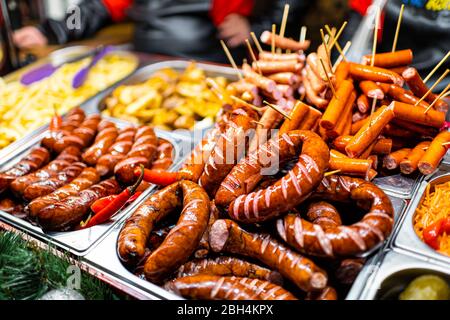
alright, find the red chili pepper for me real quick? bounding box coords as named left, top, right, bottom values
left=49, top=105, right=62, bottom=131
left=423, top=219, right=445, bottom=250
left=90, top=195, right=117, bottom=214
left=126, top=191, right=142, bottom=205
left=81, top=165, right=145, bottom=229
left=135, top=168, right=179, bottom=186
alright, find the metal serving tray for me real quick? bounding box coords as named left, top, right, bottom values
left=83, top=60, right=239, bottom=143
left=83, top=182, right=406, bottom=300
left=0, top=118, right=184, bottom=256
left=392, top=172, right=450, bottom=265
left=346, top=194, right=407, bottom=299
left=373, top=173, right=424, bottom=199
left=357, top=250, right=450, bottom=300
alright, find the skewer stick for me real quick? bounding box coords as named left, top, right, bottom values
left=371, top=7, right=381, bottom=67
left=277, top=4, right=290, bottom=54
left=415, top=69, right=449, bottom=106
left=231, top=95, right=263, bottom=112
left=325, top=25, right=348, bottom=64
left=391, top=4, right=405, bottom=52
left=263, top=100, right=292, bottom=120
left=424, top=83, right=450, bottom=114
left=271, top=24, right=276, bottom=54
left=442, top=142, right=450, bottom=147
left=220, top=40, right=243, bottom=80
left=245, top=39, right=262, bottom=75
left=250, top=32, right=263, bottom=54
left=368, top=97, right=378, bottom=127
left=320, top=29, right=331, bottom=61
left=424, top=51, right=450, bottom=84
left=332, top=41, right=351, bottom=72
left=327, top=21, right=348, bottom=50
left=299, top=26, right=307, bottom=42
left=324, top=170, right=341, bottom=177
left=319, top=58, right=337, bottom=98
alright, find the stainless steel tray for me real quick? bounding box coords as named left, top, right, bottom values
left=0, top=118, right=184, bottom=256
left=392, top=172, right=450, bottom=265
left=82, top=60, right=239, bottom=143
left=373, top=173, right=424, bottom=199
left=358, top=250, right=450, bottom=300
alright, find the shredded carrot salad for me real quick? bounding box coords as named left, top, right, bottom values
left=414, top=181, right=450, bottom=256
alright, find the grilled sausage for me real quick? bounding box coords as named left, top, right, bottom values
left=82, top=121, right=119, bottom=165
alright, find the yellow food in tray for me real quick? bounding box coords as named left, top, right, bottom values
left=101, top=62, right=228, bottom=130
left=0, top=54, right=137, bottom=149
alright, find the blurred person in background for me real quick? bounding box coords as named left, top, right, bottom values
left=12, top=0, right=311, bottom=63
left=342, top=0, right=449, bottom=90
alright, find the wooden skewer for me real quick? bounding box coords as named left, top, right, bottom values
left=325, top=25, right=348, bottom=64
left=415, top=69, right=449, bottom=106
left=277, top=4, right=290, bottom=54
left=324, top=169, right=341, bottom=177
left=424, top=51, right=450, bottom=84
left=206, top=78, right=225, bottom=100
left=424, top=83, right=450, bottom=114
left=220, top=40, right=243, bottom=80
left=250, top=32, right=263, bottom=54
left=263, top=100, right=292, bottom=120
left=441, top=91, right=450, bottom=99
left=299, top=26, right=307, bottom=42
left=392, top=4, right=405, bottom=52
left=368, top=97, right=378, bottom=127
left=245, top=39, right=262, bottom=75
left=320, top=29, right=331, bottom=62
left=371, top=7, right=381, bottom=67
left=319, top=58, right=337, bottom=99
left=231, top=95, right=263, bottom=112
left=271, top=24, right=276, bottom=54
left=332, top=41, right=351, bottom=72
left=327, top=21, right=348, bottom=50
left=442, top=142, right=450, bottom=147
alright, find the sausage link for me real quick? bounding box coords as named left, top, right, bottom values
left=0, top=198, right=25, bottom=218
left=298, top=106, right=322, bottom=130
left=303, top=70, right=329, bottom=110
left=383, top=148, right=412, bottom=170
left=209, top=219, right=328, bottom=292
left=357, top=94, right=370, bottom=113
left=320, top=80, right=354, bottom=130
left=248, top=107, right=284, bottom=154
left=253, top=60, right=303, bottom=75
left=144, top=180, right=210, bottom=282
left=362, top=49, right=413, bottom=68
left=260, top=31, right=310, bottom=51
left=0, top=147, right=50, bottom=194
left=333, top=136, right=392, bottom=155
left=329, top=150, right=372, bottom=179
left=36, top=178, right=121, bottom=231
left=279, top=101, right=310, bottom=135
left=335, top=258, right=365, bottom=285
left=216, top=130, right=329, bottom=223
left=391, top=101, right=445, bottom=128
left=335, top=61, right=350, bottom=88
left=359, top=81, right=384, bottom=100
left=348, top=63, right=404, bottom=86
left=399, top=141, right=430, bottom=174
left=259, top=51, right=305, bottom=62
left=82, top=121, right=119, bottom=165
left=27, top=167, right=100, bottom=219
left=117, top=183, right=180, bottom=265
left=199, top=107, right=258, bottom=196
left=164, top=275, right=263, bottom=300
left=418, top=131, right=450, bottom=175
left=194, top=200, right=220, bottom=259
left=402, top=67, right=449, bottom=113
left=386, top=84, right=429, bottom=108
left=10, top=147, right=81, bottom=196
left=242, top=63, right=277, bottom=93
left=22, top=162, right=86, bottom=201
left=114, top=126, right=158, bottom=185
left=176, top=256, right=283, bottom=285
left=277, top=175, right=394, bottom=257
left=96, top=127, right=136, bottom=176
left=52, top=114, right=101, bottom=153
left=268, top=72, right=301, bottom=85
left=305, top=64, right=327, bottom=93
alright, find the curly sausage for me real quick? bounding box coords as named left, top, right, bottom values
left=209, top=219, right=328, bottom=292
left=306, top=201, right=342, bottom=229
left=277, top=175, right=394, bottom=257
left=144, top=180, right=210, bottom=282
left=215, top=130, right=329, bottom=223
